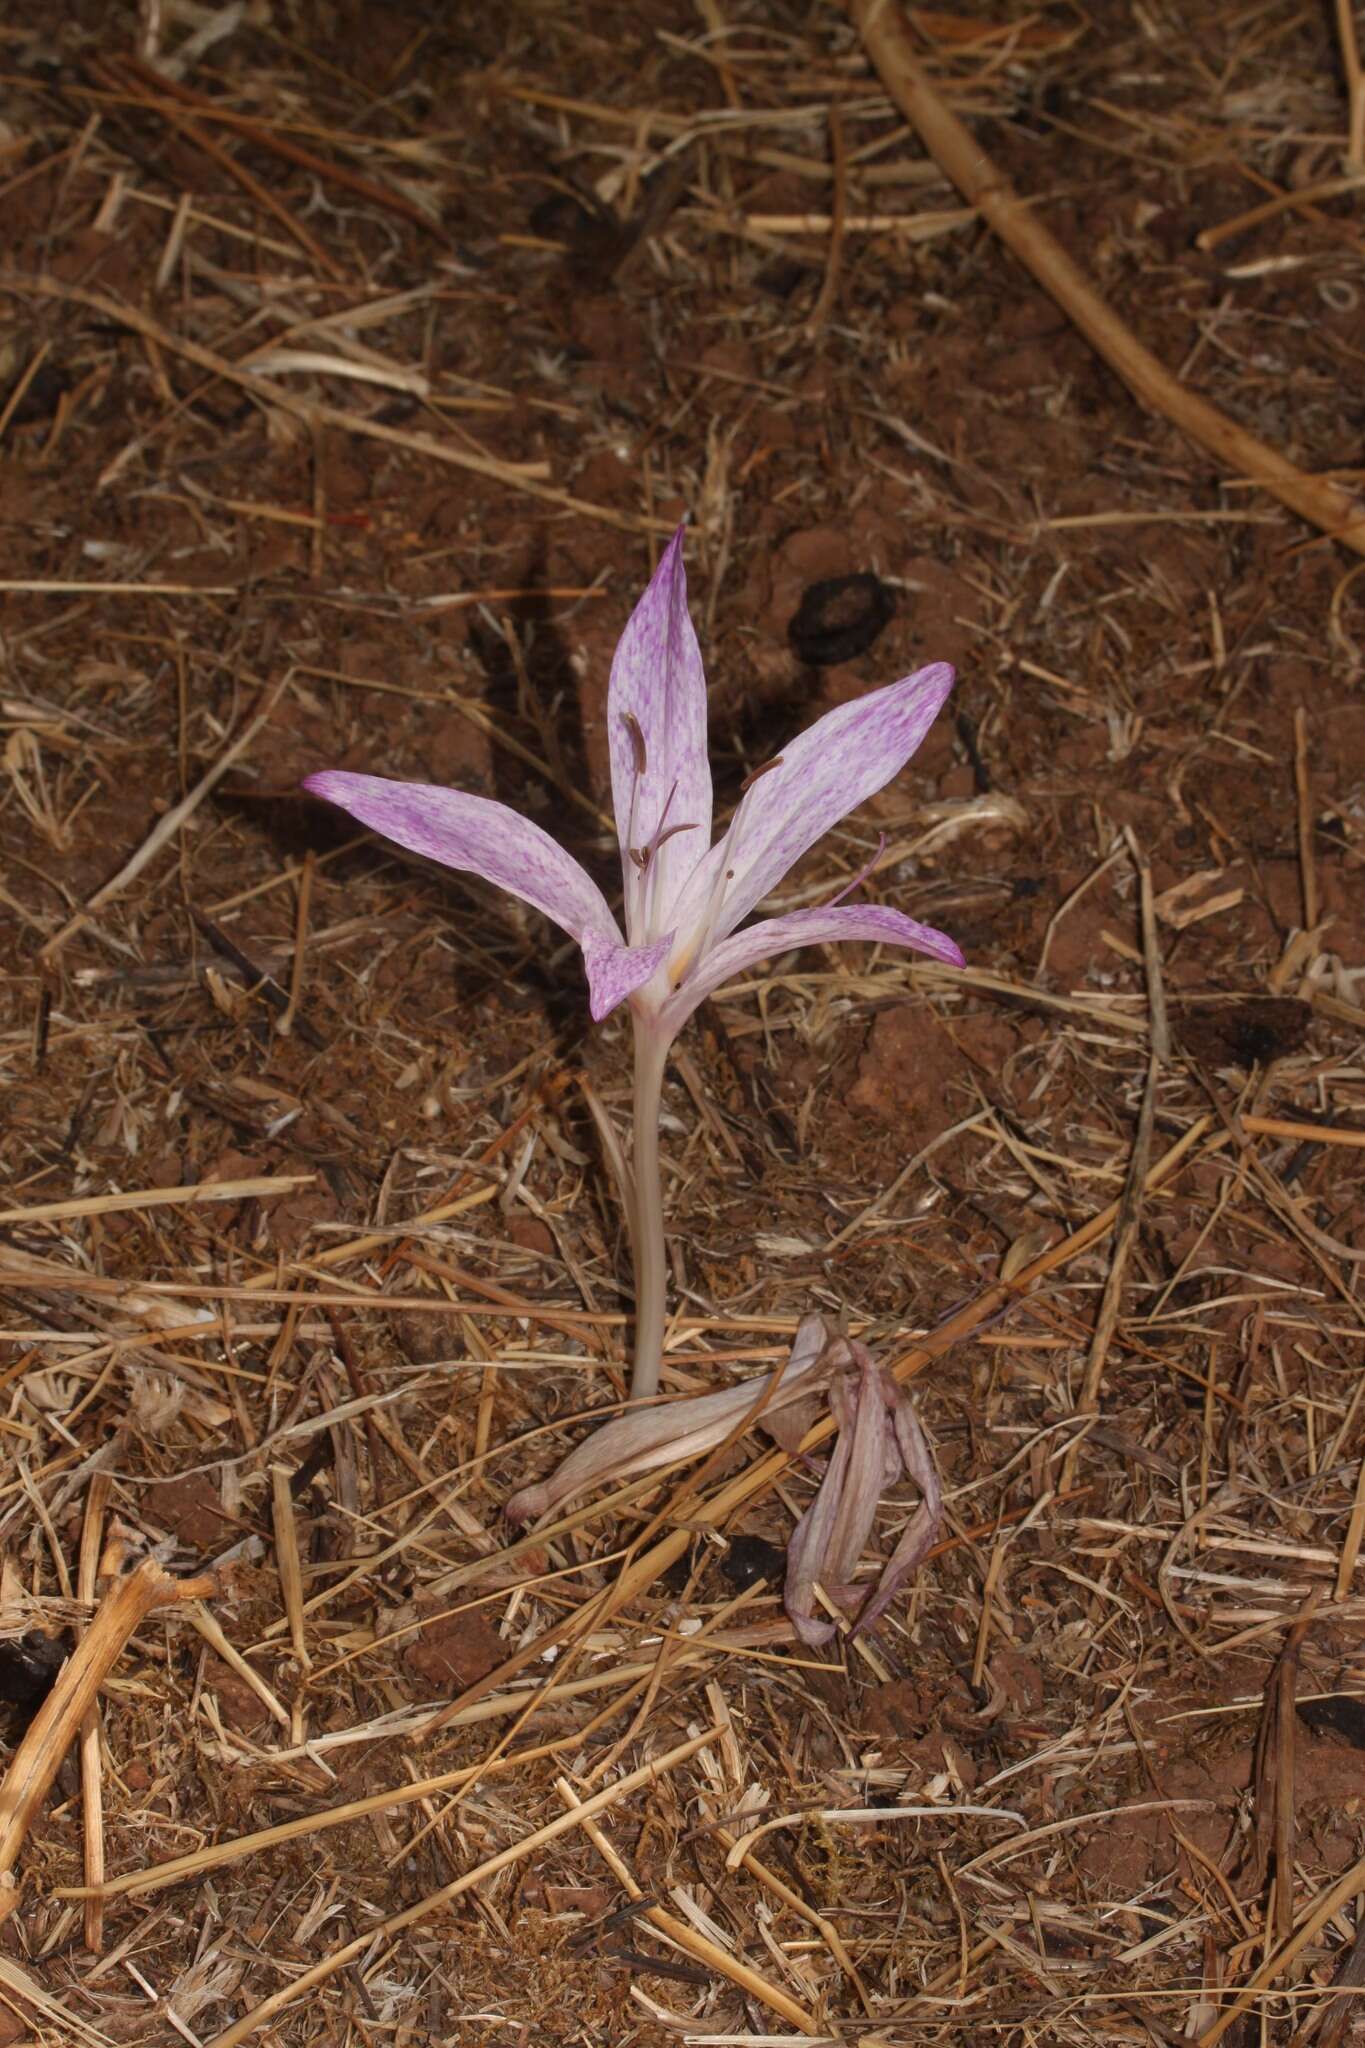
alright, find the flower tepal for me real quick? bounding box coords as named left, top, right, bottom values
left=303, top=527, right=964, bottom=1037
left=304, top=528, right=964, bottom=1401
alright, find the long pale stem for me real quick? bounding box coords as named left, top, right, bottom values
left=628, top=1015, right=671, bottom=1400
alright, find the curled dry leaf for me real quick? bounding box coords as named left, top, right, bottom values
left=505, top=1312, right=834, bottom=1525
left=507, top=1314, right=943, bottom=1652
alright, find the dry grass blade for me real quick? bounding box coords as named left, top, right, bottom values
left=0, top=1556, right=215, bottom=1924
left=76, top=1473, right=110, bottom=1955
left=111, top=52, right=444, bottom=236
left=1337, top=0, right=1365, bottom=165
left=722, top=1800, right=1023, bottom=1867
left=0, top=577, right=239, bottom=595
left=1064, top=838, right=1168, bottom=1483
left=1294, top=705, right=1321, bottom=931
left=87, top=55, right=343, bottom=279
left=1300, top=1908, right=1365, bottom=2048
left=1195, top=1836, right=1365, bottom=2045
left=556, top=1779, right=824, bottom=2035
left=0, top=1953, right=113, bottom=2047
left=202, top=1726, right=720, bottom=2048
left=39, top=672, right=292, bottom=960
left=183, top=1602, right=288, bottom=1729
left=269, top=1464, right=310, bottom=1682
left=846, top=0, right=1365, bottom=553
left=14, top=278, right=672, bottom=535
left=0, top=339, right=51, bottom=447
left=1242, top=1116, right=1365, bottom=1147
left=1336, top=1458, right=1365, bottom=1599
left=0, top=1174, right=313, bottom=1228
left=60, top=1723, right=637, bottom=1904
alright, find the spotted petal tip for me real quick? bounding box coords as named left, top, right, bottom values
left=606, top=525, right=712, bottom=927
left=303, top=769, right=623, bottom=963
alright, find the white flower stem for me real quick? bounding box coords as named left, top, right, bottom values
left=628, top=1014, right=671, bottom=1400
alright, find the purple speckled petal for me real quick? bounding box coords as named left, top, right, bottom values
left=304, top=768, right=621, bottom=965
left=581, top=929, right=674, bottom=1022
left=607, top=528, right=713, bottom=933
left=661, top=901, right=963, bottom=1032
left=670, top=662, right=954, bottom=947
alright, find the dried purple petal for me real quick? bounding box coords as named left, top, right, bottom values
left=506, top=1313, right=834, bottom=1525
left=782, top=1352, right=942, bottom=1649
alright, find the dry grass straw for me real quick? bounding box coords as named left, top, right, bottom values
left=847, top=0, right=1365, bottom=555
left=1063, top=833, right=1169, bottom=1487
left=268, top=1463, right=310, bottom=1682
left=1336, top=0, right=1365, bottom=166
left=37, top=671, right=292, bottom=961
left=0, top=1554, right=214, bottom=1925
left=0, top=1172, right=312, bottom=1228
left=0, top=1953, right=112, bottom=2048
left=10, top=276, right=672, bottom=539
left=201, top=1725, right=719, bottom=2048
left=556, top=1775, right=824, bottom=2035
left=2, top=4, right=1365, bottom=2042
left=75, top=1472, right=110, bottom=1954
left=97, top=52, right=445, bottom=236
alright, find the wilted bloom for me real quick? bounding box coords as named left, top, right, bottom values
left=507, top=1313, right=942, bottom=1653
left=506, top=1312, right=833, bottom=1525
left=782, top=1336, right=942, bottom=1649
left=305, top=530, right=961, bottom=1397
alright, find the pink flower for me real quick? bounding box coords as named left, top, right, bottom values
left=305, top=531, right=961, bottom=1401
left=303, top=528, right=961, bottom=1036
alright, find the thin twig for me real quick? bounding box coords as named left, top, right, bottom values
left=805, top=102, right=847, bottom=334
left=12, top=278, right=673, bottom=537
left=1337, top=0, right=1365, bottom=167
left=1294, top=705, right=1320, bottom=931
left=555, top=1778, right=824, bottom=2035
left=201, top=1727, right=720, bottom=2048
left=39, top=672, right=292, bottom=961
left=0, top=1557, right=215, bottom=1923
left=1063, top=838, right=1168, bottom=1485
left=76, top=1473, right=110, bottom=1954
left=845, top=0, right=1365, bottom=554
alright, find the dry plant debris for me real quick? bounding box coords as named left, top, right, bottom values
left=0, top=3, right=1363, bottom=2045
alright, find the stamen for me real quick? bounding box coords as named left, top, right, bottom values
left=622, top=710, right=648, bottom=777
left=634, top=776, right=679, bottom=934
left=651, top=775, right=680, bottom=844
left=739, top=753, right=784, bottom=794
left=651, top=820, right=698, bottom=856
left=824, top=833, right=886, bottom=907
left=667, top=751, right=767, bottom=981
left=626, top=782, right=695, bottom=913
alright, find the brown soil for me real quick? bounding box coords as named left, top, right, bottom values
left=1, top=2, right=1364, bottom=2044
